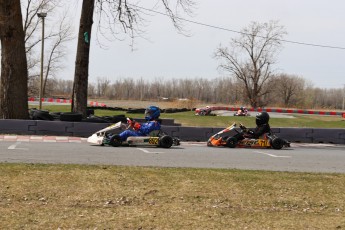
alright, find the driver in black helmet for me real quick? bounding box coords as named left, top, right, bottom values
left=237, top=111, right=271, bottom=140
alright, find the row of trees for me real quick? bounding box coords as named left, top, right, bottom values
left=0, top=0, right=195, bottom=119
left=38, top=76, right=344, bottom=110
left=1, top=1, right=342, bottom=119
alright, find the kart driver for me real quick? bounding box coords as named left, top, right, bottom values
left=235, top=106, right=248, bottom=116
left=117, top=105, right=162, bottom=141
left=237, top=111, right=271, bottom=140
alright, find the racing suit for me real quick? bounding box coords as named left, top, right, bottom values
left=119, top=120, right=161, bottom=141
left=235, top=123, right=271, bottom=140
left=246, top=123, right=271, bottom=138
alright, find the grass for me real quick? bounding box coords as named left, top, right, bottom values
left=31, top=104, right=345, bottom=128
left=1, top=163, right=344, bottom=229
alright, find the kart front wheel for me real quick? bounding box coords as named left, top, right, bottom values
left=159, top=135, right=173, bottom=148
left=271, top=137, right=284, bottom=150
left=226, top=137, right=237, bottom=148
left=110, top=135, right=122, bottom=147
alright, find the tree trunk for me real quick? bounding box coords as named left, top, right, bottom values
left=0, top=0, right=29, bottom=119
left=72, top=0, right=95, bottom=117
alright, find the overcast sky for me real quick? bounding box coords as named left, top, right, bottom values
left=61, top=0, right=345, bottom=88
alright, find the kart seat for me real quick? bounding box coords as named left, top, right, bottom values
left=259, top=132, right=272, bottom=140
left=148, top=129, right=162, bottom=137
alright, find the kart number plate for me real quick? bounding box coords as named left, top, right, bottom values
left=148, top=137, right=159, bottom=145
left=257, top=139, right=269, bottom=147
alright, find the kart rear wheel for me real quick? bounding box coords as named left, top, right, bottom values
left=271, top=137, right=284, bottom=150
left=110, top=134, right=122, bottom=147
left=159, top=135, right=173, bottom=148
left=226, top=137, right=237, bottom=148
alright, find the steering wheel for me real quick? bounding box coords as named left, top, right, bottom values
left=239, top=123, right=247, bottom=130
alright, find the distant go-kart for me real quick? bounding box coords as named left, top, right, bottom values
left=233, top=109, right=250, bottom=116
left=87, top=121, right=180, bottom=148
left=207, top=123, right=290, bottom=150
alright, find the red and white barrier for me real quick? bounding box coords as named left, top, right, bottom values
left=89, top=101, right=107, bottom=107
left=28, top=97, right=72, bottom=103
left=28, top=97, right=107, bottom=107
left=196, top=106, right=344, bottom=116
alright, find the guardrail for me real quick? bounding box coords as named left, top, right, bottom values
left=0, top=120, right=344, bottom=144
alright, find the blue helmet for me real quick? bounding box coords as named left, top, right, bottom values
left=145, top=106, right=160, bottom=121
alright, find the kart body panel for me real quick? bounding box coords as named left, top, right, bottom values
left=87, top=122, right=122, bottom=145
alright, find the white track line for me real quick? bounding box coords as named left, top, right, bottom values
left=137, top=148, right=164, bottom=154
left=8, top=142, right=28, bottom=150
left=254, top=150, right=291, bottom=158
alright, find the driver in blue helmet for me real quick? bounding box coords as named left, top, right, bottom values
left=117, top=105, right=162, bottom=141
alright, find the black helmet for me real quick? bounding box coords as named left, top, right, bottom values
left=256, top=111, right=269, bottom=126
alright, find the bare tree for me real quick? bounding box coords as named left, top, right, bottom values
left=96, top=77, right=111, bottom=97
left=22, top=0, right=74, bottom=97
left=53, top=79, right=73, bottom=97
left=272, top=74, right=305, bottom=107
left=22, top=0, right=59, bottom=72
left=42, top=14, right=73, bottom=96
left=72, top=0, right=196, bottom=117
left=215, top=21, right=287, bottom=108
left=0, top=0, right=29, bottom=119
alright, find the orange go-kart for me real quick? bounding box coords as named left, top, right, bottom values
left=207, top=123, right=290, bottom=150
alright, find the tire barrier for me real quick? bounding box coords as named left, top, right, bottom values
left=0, top=119, right=344, bottom=144
left=28, top=109, right=180, bottom=126
left=195, top=106, right=345, bottom=117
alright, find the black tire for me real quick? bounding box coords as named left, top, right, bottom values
left=60, top=112, right=83, bottom=122
left=159, top=135, right=173, bottom=148
left=29, top=108, right=38, bottom=119
left=164, top=108, right=174, bottom=113
left=50, top=112, right=62, bottom=120
left=82, top=116, right=110, bottom=123
left=109, top=134, right=122, bottom=147
left=32, top=110, right=54, bottom=121
left=271, top=137, right=284, bottom=150
left=87, top=109, right=94, bottom=116
left=106, top=115, right=127, bottom=123
left=127, top=108, right=145, bottom=114
left=226, top=137, right=237, bottom=148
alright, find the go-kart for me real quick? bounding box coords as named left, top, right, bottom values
left=234, top=109, right=250, bottom=116
left=195, top=107, right=212, bottom=116
left=87, top=121, right=180, bottom=148
left=207, top=123, right=290, bottom=150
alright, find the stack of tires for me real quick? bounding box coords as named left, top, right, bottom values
left=29, top=108, right=126, bottom=123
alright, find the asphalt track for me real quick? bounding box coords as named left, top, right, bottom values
left=1, top=138, right=345, bottom=173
